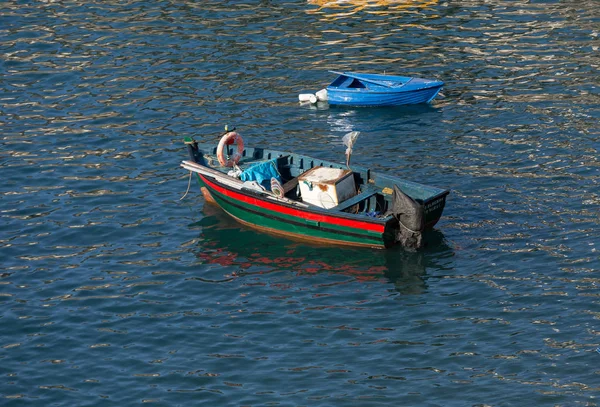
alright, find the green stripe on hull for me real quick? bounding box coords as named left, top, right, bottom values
left=210, top=186, right=387, bottom=247
left=194, top=173, right=206, bottom=188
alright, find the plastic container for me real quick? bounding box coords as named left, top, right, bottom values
left=298, top=93, right=317, bottom=104
left=315, top=89, right=328, bottom=101
left=298, top=166, right=356, bottom=209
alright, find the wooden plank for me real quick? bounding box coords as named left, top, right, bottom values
left=282, top=177, right=299, bottom=194
left=331, top=188, right=378, bottom=211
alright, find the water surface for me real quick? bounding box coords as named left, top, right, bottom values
left=1, top=1, right=599, bottom=405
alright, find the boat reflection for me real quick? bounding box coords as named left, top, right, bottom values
left=307, top=104, right=443, bottom=152
left=302, top=100, right=442, bottom=114
left=319, top=103, right=442, bottom=125
left=191, top=204, right=452, bottom=294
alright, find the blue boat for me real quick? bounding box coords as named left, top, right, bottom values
left=325, top=71, right=444, bottom=107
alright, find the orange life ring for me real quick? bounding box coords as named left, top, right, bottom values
left=217, top=131, right=244, bottom=167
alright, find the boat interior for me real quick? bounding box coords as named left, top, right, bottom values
left=187, top=140, right=444, bottom=220
left=330, top=76, right=367, bottom=89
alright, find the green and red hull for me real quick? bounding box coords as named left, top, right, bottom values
left=196, top=173, right=397, bottom=249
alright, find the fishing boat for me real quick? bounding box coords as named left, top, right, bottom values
left=324, top=71, right=444, bottom=107
left=181, top=129, right=449, bottom=250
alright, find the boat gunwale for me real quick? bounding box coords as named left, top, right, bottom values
left=328, top=71, right=414, bottom=87
left=327, top=71, right=443, bottom=90
left=188, top=145, right=447, bottom=194
left=185, top=141, right=450, bottom=204
left=327, top=85, right=443, bottom=93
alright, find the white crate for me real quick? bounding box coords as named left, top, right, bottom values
left=298, top=166, right=356, bottom=209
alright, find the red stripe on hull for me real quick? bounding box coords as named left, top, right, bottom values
left=200, top=175, right=385, bottom=234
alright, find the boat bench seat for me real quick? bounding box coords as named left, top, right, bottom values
left=331, top=187, right=378, bottom=211
left=282, top=177, right=299, bottom=194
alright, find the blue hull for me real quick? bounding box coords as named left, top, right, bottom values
left=327, top=86, right=443, bottom=107
left=326, top=71, right=443, bottom=107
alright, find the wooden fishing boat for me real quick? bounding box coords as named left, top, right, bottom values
left=325, top=71, right=444, bottom=107
left=181, top=129, right=449, bottom=250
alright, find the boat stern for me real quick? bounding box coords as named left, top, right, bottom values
left=423, top=190, right=450, bottom=229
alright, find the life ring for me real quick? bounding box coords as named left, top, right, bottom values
left=217, top=131, right=244, bottom=167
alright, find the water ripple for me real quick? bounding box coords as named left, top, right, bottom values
left=1, top=0, right=599, bottom=405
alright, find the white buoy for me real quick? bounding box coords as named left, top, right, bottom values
left=298, top=93, right=318, bottom=104
left=315, top=89, right=328, bottom=102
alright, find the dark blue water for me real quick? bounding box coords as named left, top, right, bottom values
left=1, top=1, right=599, bottom=405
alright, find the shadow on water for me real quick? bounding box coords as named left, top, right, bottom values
left=190, top=204, right=453, bottom=294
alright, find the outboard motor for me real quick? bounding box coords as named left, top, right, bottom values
left=386, top=185, right=425, bottom=250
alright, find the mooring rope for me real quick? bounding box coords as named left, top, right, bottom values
left=398, top=219, right=422, bottom=234
left=180, top=171, right=192, bottom=200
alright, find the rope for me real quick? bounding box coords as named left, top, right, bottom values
left=398, top=219, right=422, bottom=234
left=180, top=171, right=192, bottom=200
left=270, top=177, right=284, bottom=198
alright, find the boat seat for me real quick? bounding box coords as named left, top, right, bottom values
left=331, top=187, right=378, bottom=211
left=282, top=177, right=299, bottom=194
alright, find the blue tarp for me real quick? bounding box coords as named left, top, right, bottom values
left=239, top=160, right=281, bottom=191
